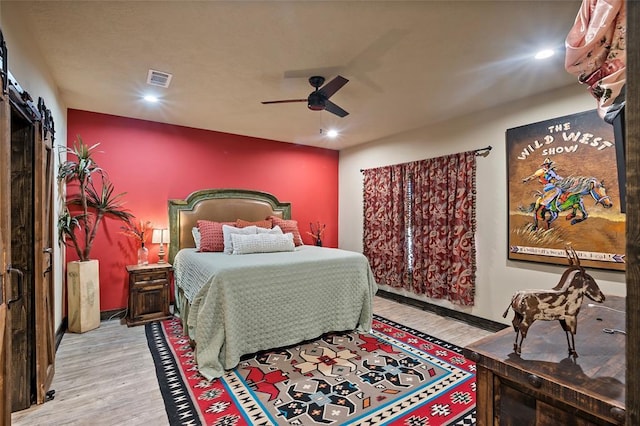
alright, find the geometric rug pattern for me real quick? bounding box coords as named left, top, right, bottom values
left=145, top=315, right=477, bottom=425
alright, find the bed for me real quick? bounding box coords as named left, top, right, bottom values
left=168, top=188, right=378, bottom=380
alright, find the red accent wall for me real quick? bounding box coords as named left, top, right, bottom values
left=67, top=109, right=339, bottom=311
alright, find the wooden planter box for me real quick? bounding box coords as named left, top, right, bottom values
left=66, top=260, right=100, bottom=333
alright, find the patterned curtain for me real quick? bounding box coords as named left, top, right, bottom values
left=363, top=164, right=409, bottom=289
left=363, top=151, right=477, bottom=305
left=409, top=151, right=477, bottom=305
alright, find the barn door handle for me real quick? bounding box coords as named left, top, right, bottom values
left=43, top=247, right=53, bottom=275
left=7, top=265, right=24, bottom=308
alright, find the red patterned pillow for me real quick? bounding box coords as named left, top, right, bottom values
left=236, top=218, right=273, bottom=229
left=269, top=216, right=304, bottom=246
left=197, top=220, right=234, bottom=252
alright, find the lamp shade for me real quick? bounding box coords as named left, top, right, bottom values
left=152, top=228, right=169, bottom=244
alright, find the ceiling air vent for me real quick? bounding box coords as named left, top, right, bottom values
left=146, top=69, right=173, bottom=88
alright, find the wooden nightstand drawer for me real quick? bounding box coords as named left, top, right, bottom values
left=131, top=270, right=169, bottom=286
left=126, top=263, right=173, bottom=327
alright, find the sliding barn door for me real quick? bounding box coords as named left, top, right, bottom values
left=7, top=90, right=56, bottom=412
left=33, top=114, right=55, bottom=404
left=9, top=99, right=35, bottom=412
left=0, top=58, right=12, bottom=425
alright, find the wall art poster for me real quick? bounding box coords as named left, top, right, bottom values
left=507, top=109, right=625, bottom=271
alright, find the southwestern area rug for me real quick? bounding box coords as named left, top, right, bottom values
left=145, top=315, right=477, bottom=426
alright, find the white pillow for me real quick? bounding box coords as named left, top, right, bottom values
left=231, top=232, right=295, bottom=255
left=192, top=227, right=201, bottom=250
left=222, top=225, right=258, bottom=254
left=257, top=225, right=283, bottom=235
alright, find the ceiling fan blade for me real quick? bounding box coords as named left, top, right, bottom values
left=324, top=100, right=349, bottom=117
left=261, top=99, right=307, bottom=104
left=319, top=76, right=348, bottom=99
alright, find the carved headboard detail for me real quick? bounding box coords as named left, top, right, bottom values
left=167, top=188, right=291, bottom=263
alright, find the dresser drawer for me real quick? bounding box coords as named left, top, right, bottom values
left=130, top=270, right=168, bottom=285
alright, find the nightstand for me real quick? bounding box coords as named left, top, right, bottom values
left=126, top=263, right=173, bottom=327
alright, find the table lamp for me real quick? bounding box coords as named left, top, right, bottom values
left=152, top=228, right=169, bottom=263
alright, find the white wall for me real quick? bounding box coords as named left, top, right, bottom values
left=2, top=4, right=67, bottom=330
left=339, top=84, right=626, bottom=324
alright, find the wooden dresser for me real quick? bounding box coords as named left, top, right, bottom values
left=126, top=263, right=173, bottom=327
left=464, top=296, right=625, bottom=425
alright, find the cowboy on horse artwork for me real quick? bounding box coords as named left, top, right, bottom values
left=522, top=158, right=564, bottom=210
left=507, top=109, right=624, bottom=271
left=520, top=158, right=613, bottom=230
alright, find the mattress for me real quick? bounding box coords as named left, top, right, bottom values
left=173, top=245, right=378, bottom=379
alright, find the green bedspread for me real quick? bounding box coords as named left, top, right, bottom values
left=173, top=246, right=378, bottom=380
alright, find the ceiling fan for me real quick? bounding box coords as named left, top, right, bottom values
left=262, top=75, right=349, bottom=117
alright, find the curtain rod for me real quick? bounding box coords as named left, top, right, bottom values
left=360, top=145, right=492, bottom=173
left=475, top=145, right=492, bottom=157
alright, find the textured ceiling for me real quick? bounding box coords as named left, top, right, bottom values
left=7, top=1, right=582, bottom=150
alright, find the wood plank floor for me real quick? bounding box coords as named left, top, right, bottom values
left=11, top=296, right=495, bottom=425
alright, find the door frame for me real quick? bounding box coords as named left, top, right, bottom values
left=0, top=28, right=13, bottom=424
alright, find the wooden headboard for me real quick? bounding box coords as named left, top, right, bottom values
left=167, top=188, right=291, bottom=263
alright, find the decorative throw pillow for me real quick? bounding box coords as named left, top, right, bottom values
left=269, top=216, right=304, bottom=246
left=197, top=220, right=235, bottom=252
left=257, top=225, right=283, bottom=235
left=236, top=218, right=273, bottom=229
left=222, top=224, right=258, bottom=254
left=231, top=232, right=295, bottom=254
left=192, top=227, right=201, bottom=250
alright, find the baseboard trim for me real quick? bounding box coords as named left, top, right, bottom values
left=55, top=318, right=67, bottom=350
left=376, top=289, right=507, bottom=333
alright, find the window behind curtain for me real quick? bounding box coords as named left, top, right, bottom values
left=363, top=151, right=477, bottom=305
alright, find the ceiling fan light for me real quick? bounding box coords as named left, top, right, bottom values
left=307, top=92, right=325, bottom=110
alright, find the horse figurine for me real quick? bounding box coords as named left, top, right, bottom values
left=502, top=247, right=605, bottom=357
left=520, top=176, right=613, bottom=230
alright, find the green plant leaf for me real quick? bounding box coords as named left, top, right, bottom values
left=56, top=135, right=131, bottom=261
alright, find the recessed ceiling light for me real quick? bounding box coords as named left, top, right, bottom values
left=326, top=129, right=339, bottom=138
left=143, top=95, right=159, bottom=103
left=534, top=49, right=555, bottom=60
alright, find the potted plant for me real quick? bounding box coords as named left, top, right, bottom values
left=121, top=219, right=153, bottom=265
left=58, top=136, right=132, bottom=333
left=307, top=222, right=326, bottom=246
